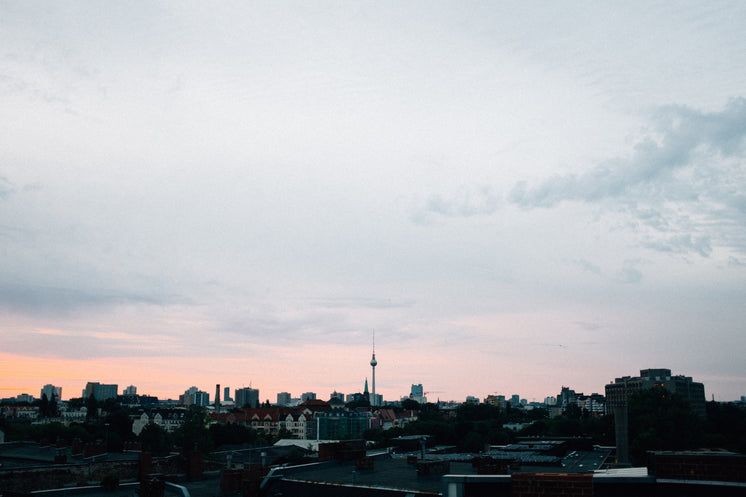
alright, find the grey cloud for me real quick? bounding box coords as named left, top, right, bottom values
left=574, top=321, right=603, bottom=332
left=617, top=260, right=643, bottom=284
left=728, top=256, right=746, bottom=267
left=314, top=297, right=415, bottom=309
left=641, top=234, right=712, bottom=258
left=0, top=283, right=176, bottom=317
left=509, top=98, right=746, bottom=256
left=1, top=329, right=166, bottom=360
left=573, top=259, right=601, bottom=275
left=0, top=176, right=13, bottom=199
left=511, top=99, right=746, bottom=208
left=412, top=186, right=501, bottom=224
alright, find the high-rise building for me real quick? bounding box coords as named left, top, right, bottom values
left=193, top=390, right=210, bottom=406
left=330, top=391, right=345, bottom=401
left=84, top=382, right=118, bottom=401
left=277, top=392, right=291, bottom=406
left=557, top=387, right=578, bottom=408
left=179, top=386, right=210, bottom=406
left=301, top=392, right=317, bottom=402
left=409, top=384, right=427, bottom=404
left=124, top=385, right=137, bottom=395
left=40, top=384, right=62, bottom=401
left=224, top=387, right=233, bottom=402
left=606, top=368, right=705, bottom=416
left=235, top=387, right=259, bottom=408
left=606, top=368, right=706, bottom=464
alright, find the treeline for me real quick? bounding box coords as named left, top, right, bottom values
left=364, top=402, right=614, bottom=453
left=0, top=404, right=289, bottom=456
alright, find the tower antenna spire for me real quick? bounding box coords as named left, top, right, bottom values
left=370, top=329, right=377, bottom=407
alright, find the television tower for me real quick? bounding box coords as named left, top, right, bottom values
left=370, top=330, right=377, bottom=406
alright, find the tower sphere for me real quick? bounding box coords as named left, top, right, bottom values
left=371, top=356, right=377, bottom=367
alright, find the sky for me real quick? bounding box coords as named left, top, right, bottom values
left=2, top=1, right=746, bottom=404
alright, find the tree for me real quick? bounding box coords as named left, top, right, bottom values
left=173, top=405, right=212, bottom=454
left=85, top=395, right=99, bottom=421
left=38, top=394, right=51, bottom=418
left=628, top=387, right=704, bottom=465
left=209, top=422, right=260, bottom=448
left=345, top=397, right=371, bottom=410
left=703, top=401, right=746, bottom=453
left=140, top=423, right=171, bottom=456
left=562, top=403, right=582, bottom=420
left=104, top=406, right=134, bottom=452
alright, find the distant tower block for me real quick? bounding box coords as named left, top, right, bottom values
left=370, top=332, right=378, bottom=406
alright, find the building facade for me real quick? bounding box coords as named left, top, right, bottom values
left=84, top=382, right=118, bottom=401
left=40, top=384, right=62, bottom=401
left=235, top=387, right=259, bottom=408
left=606, top=368, right=705, bottom=417
left=315, top=408, right=370, bottom=440
left=301, top=392, right=317, bottom=402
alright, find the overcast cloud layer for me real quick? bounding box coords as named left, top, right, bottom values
left=2, top=1, right=746, bottom=402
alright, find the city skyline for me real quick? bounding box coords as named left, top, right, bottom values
left=2, top=2, right=746, bottom=403
left=1, top=365, right=723, bottom=406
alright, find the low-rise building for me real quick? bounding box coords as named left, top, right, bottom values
left=315, top=408, right=370, bottom=440
left=131, top=408, right=187, bottom=435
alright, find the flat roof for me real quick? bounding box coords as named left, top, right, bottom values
left=275, top=455, right=478, bottom=494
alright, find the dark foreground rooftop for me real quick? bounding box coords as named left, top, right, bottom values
left=272, top=456, right=477, bottom=494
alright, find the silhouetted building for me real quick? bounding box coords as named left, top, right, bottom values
left=410, top=384, right=427, bottom=403
left=40, top=384, right=61, bottom=401
left=345, top=392, right=368, bottom=403
left=84, top=382, right=118, bottom=401
left=179, top=386, right=210, bottom=406
left=557, top=387, right=578, bottom=409
left=606, top=368, right=705, bottom=417
left=301, top=392, right=316, bottom=402
left=277, top=392, right=291, bottom=406
left=235, top=387, right=259, bottom=408
left=606, top=368, right=706, bottom=465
